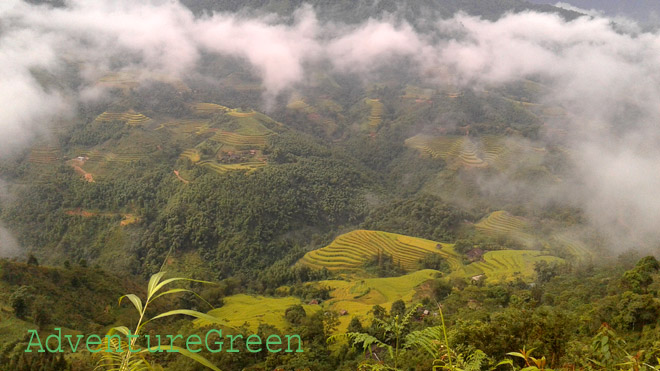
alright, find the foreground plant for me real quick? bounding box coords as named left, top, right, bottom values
left=496, top=347, right=553, bottom=371
left=329, top=303, right=448, bottom=370
left=95, top=272, right=223, bottom=371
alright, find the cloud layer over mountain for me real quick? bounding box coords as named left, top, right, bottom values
left=3, top=0, right=660, bottom=249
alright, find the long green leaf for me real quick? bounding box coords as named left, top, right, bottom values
left=119, top=294, right=143, bottom=314
left=141, top=309, right=224, bottom=328
left=109, top=326, right=131, bottom=337
left=149, top=277, right=215, bottom=303
left=148, top=288, right=193, bottom=303
left=147, top=272, right=167, bottom=299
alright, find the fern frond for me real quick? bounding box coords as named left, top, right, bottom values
left=401, top=303, right=423, bottom=328
left=404, top=325, right=443, bottom=358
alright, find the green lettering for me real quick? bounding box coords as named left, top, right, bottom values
left=166, top=334, right=183, bottom=353
left=105, top=333, right=122, bottom=353
left=205, top=329, right=223, bottom=353
left=284, top=334, right=303, bottom=353
left=45, top=328, right=63, bottom=353
left=266, top=334, right=281, bottom=353
left=86, top=334, right=102, bottom=353
left=186, top=334, right=202, bottom=353
left=227, top=334, right=243, bottom=353
left=127, top=332, right=141, bottom=353
left=64, top=334, right=84, bottom=352
left=25, top=330, right=44, bottom=353
left=246, top=334, right=262, bottom=353
left=145, top=334, right=163, bottom=353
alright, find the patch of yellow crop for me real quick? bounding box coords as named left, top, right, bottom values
left=196, top=294, right=321, bottom=332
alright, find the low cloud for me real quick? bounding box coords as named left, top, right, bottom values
left=0, top=225, right=21, bottom=258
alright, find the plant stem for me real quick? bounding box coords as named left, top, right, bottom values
left=120, top=300, right=149, bottom=371
left=438, top=304, right=453, bottom=370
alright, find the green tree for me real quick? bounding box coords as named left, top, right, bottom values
left=285, top=304, right=307, bottom=325
left=26, top=254, right=39, bottom=267
left=390, top=300, right=406, bottom=318
left=10, top=286, right=35, bottom=319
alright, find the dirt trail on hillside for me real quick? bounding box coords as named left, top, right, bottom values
left=174, top=170, right=189, bottom=184
left=65, top=209, right=139, bottom=227
left=69, top=159, right=94, bottom=182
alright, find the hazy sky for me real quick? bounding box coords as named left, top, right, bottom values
left=529, top=1, right=660, bottom=26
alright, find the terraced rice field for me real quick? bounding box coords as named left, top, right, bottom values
left=95, top=111, right=151, bottom=126
left=551, top=233, right=593, bottom=259
left=199, top=270, right=439, bottom=333
left=287, top=99, right=338, bottom=136
left=480, top=135, right=515, bottom=170
left=97, top=73, right=139, bottom=90
left=220, top=111, right=279, bottom=136
left=366, top=98, right=384, bottom=130
left=287, top=100, right=313, bottom=111
left=228, top=110, right=256, bottom=118
left=91, top=151, right=148, bottom=164
left=401, top=85, right=434, bottom=100
left=319, top=270, right=439, bottom=331
left=195, top=294, right=322, bottom=332
left=78, top=150, right=103, bottom=165
left=474, top=211, right=536, bottom=247
left=76, top=149, right=151, bottom=174
left=180, top=149, right=201, bottom=163
left=159, top=119, right=211, bottom=135
left=299, top=230, right=460, bottom=272
left=198, top=160, right=265, bottom=174
left=458, top=250, right=564, bottom=281
left=405, top=134, right=532, bottom=170
left=28, top=147, right=60, bottom=164
left=211, top=131, right=270, bottom=148
left=405, top=135, right=487, bottom=169
left=193, top=103, right=230, bottom=115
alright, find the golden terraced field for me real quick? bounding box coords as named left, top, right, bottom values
left=299, top=230, right=460, bottom=272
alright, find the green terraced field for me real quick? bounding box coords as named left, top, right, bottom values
left=28, top=146, right=60, bottom=164
left=401, top=85, right=435, bottom=100
left=366, top=98, right=384, bottom=130
left=457, top=250, right=564, bottom=281
left=474, top=210, right=536, bottom=247
left=211, top=131, right=270, bottom=148
left=287, top=99, right=339, bottom=136
left=198, top=160, right=265, bottom=174
left=405, top=134, right=542, bottom=170
left=319, top=269, right=439, bottom=331
left=299, top=230, right=460, bottom=272
left=198, top=270, right=440, bottom=333
left=193, top=102, right=230, bottom=115
left=159, top=119, right=211, bottom=135
left=551, top=232, right=593, bottom=259
left=480, top=135, right=515, bottom=170
left=95, top=111, right=151, bottom=126
left=180, top=149, right=201, bottom=163
left=287, top=99, right=316, bottom=113
left=97, top=72, right=139, bottom=90
left=405, top=135, right=487, bottom=169
left=195, top=294, right=322, bottom=332
left=227, top=111, right=279, bottom=134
